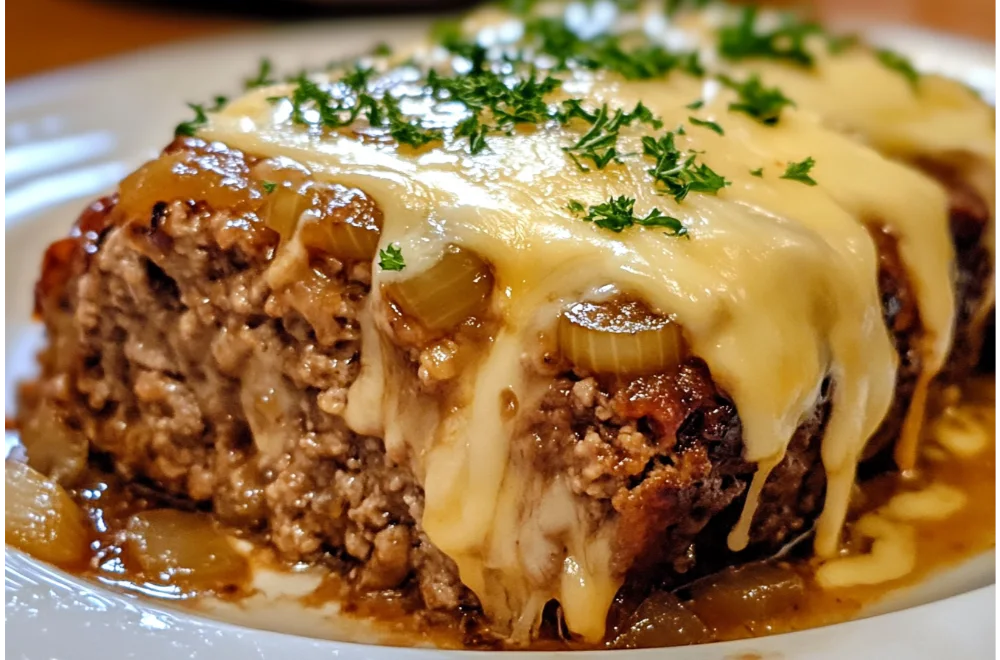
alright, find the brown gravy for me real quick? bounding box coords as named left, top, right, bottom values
left=5, top=379, right=995, bottom=650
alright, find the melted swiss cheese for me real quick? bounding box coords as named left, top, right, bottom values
left=200, top=1, right=995, bottom=642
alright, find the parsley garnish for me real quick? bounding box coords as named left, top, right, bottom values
left=372, top=42, right=393, bottom=57
left=455, top=115, right=491, bottom=154
left=750, top=167, right=763, bottom=177
left=780, top=157, right=817, bottom=185
left=642, top=132, right=730, bottom=202
left=502, top=0, right=537, bottom=15
left=276, top=69, right=442, bottom=149
left=718, top=74, right=795, bottom=125
left=686, top=99, right=705, bottom=110
left=261, top=181, right=278, bottom=193
left=568, top=196, right=687, bottom=236
left=688, top=116, right=724, bottom=135
left=665, top=0, right=712, bottom=16
left=876, top=49, right=920, bottom=90
left=718, top=7, right=819, bottom=67
left=827, top=33, right=859, bottom=54
left=382, top=93, right=444, bottom=148
left=378, top=244, right=406, bottom=271
left=561, top=102, right=663, bottom=171
left=524, top=17, right=704, bottom=80
left=174, top=96, right=227, bottom=137
left=245, top=58, right=275, bottom=89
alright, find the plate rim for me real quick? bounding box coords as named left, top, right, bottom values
left=4, top=15, right=996, bottom=659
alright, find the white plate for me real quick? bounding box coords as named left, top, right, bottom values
left=4, top=17, right=996, bottom=660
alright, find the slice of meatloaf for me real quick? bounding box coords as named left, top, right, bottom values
left=19, top=136, right=993, bottom=632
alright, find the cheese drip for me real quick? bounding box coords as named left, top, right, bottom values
left=201, top=5, right=993, bottom=640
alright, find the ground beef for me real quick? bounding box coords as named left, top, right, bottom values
left=24, top=138, right=468, bottom=609
left=19, top=136, right=994, bottom=636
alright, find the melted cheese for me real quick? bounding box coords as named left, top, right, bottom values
left=201, top=3, right=994, bottom=641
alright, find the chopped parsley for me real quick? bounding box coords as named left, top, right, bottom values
left=876, top=48, right=920, bottom=89
left=524, top=17, right=704, bottom=80
left=749, top=167, right=763, bottom=177
left=561, top=102, right=663, bottom=170
left=717, top=7, right=819, bottom=67
left=642, top=132, right=730, bottom=202
left=686, top=99, right=705, bottom=110
left=501, top=0, right=538, bottom=16
left=275, top=69, right=442, bottom=149
left=665, top=0, right=712, bottom=16
left=780, top=157, right=818, bottom=185
left=718, top=74, right=795, bottom=125
left=372, top=42, right=393, bottom=57
left=568, top=196, right=687, bottom=236
left=688, top=116, right=724, bottom=135
left=826, top=33, right=860, bottom=54
left=378, top=244, right=406, bottom=271
left=174, top=96, right=227, bottom=137
left=261, top=181, right=278, bottom=193
left=455, top=115, right=491, bottom=154
left=245, top=58, right=276, bottom=89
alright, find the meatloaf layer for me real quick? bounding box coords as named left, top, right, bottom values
left=20, top=136, right=993, bottom=634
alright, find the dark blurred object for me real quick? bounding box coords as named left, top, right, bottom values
left=979, top=308, right=1000, bottom=373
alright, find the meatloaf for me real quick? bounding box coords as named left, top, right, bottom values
left=16, top=1, right=997, bottom=646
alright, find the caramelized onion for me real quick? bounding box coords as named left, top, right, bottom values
left=124, top=509, right=248, bottom=589
left=558, top=299, right=683, bottom=375
left=611, top=591, right=712, bottom=648
left=5, top=461, right=89, bottom=566
left=685, top=563, right=807, bottom=630
left=258, top=188, right=305, bottom=242
left=20, top=405, right=88, bottom=484
left=118, top=140, right=255, bottom=219
left=385, top=245, right=494, bottom=331
left=259, top=182, right=383, bottom=260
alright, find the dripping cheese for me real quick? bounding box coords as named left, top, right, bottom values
left=189, top=1, right=996, bottom=642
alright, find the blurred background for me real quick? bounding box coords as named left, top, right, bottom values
left=6, top=0, right=996, bottom=80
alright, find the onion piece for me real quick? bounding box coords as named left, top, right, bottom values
left=259, top=182, right=383, bottom=260
left=5, top=461, right=89, bottom=566
left=20, top=401, right=88, bottom=484
left=258, top=188, right=306, bottom=243
left=610, top=591, right=712, bottom=648
left=558, top=299, right=684, bottom=375
left=685, top=563, right=807, bottom=631
left=384, top=244, right=494, bottom=331
left=124, top=509, right=248, bottom=589
left=118, top=142, right=255, bottom=218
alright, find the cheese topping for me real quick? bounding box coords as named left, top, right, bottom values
left=200, top=1, right=994, bottom=642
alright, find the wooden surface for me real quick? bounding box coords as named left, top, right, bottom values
left=5, top=0, right=996, bottom=81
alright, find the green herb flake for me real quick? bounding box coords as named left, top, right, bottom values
left=642, top=132, right=730, bottom=202
left=749, top=167, right=763, bottom=177
left=780, top=157, right=818, bottom=185
left=718, top=74, right=795, bottom=125
left=523, top=17, right=704, bottom=80
left=688, top=116, right=724, bottom=135
left=568, top=195, right=687, bottom=236
left=372, top=42, right=393, bottom=57
left=561, top=101, right=663, bottom=171
left=261, top=181, right=278, bottom=194
left=686, top=99, right=705, bottom=110
left=665, top=0, right=712, bottom=16
left=826, top=33, right=860, bottom=54
left=378, top=244, right=406, bottom=271
left=876, top=48, right=920, bottom=90
left=502, top=0, right=538, bottom=16
left=174, top=96, right=227, bottom=137
left=718, top=7, right=820, bottom=67
left=245, top=58, right=276, bottom=89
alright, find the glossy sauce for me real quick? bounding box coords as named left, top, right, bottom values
left=6, top=379, right=993, bottom=649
